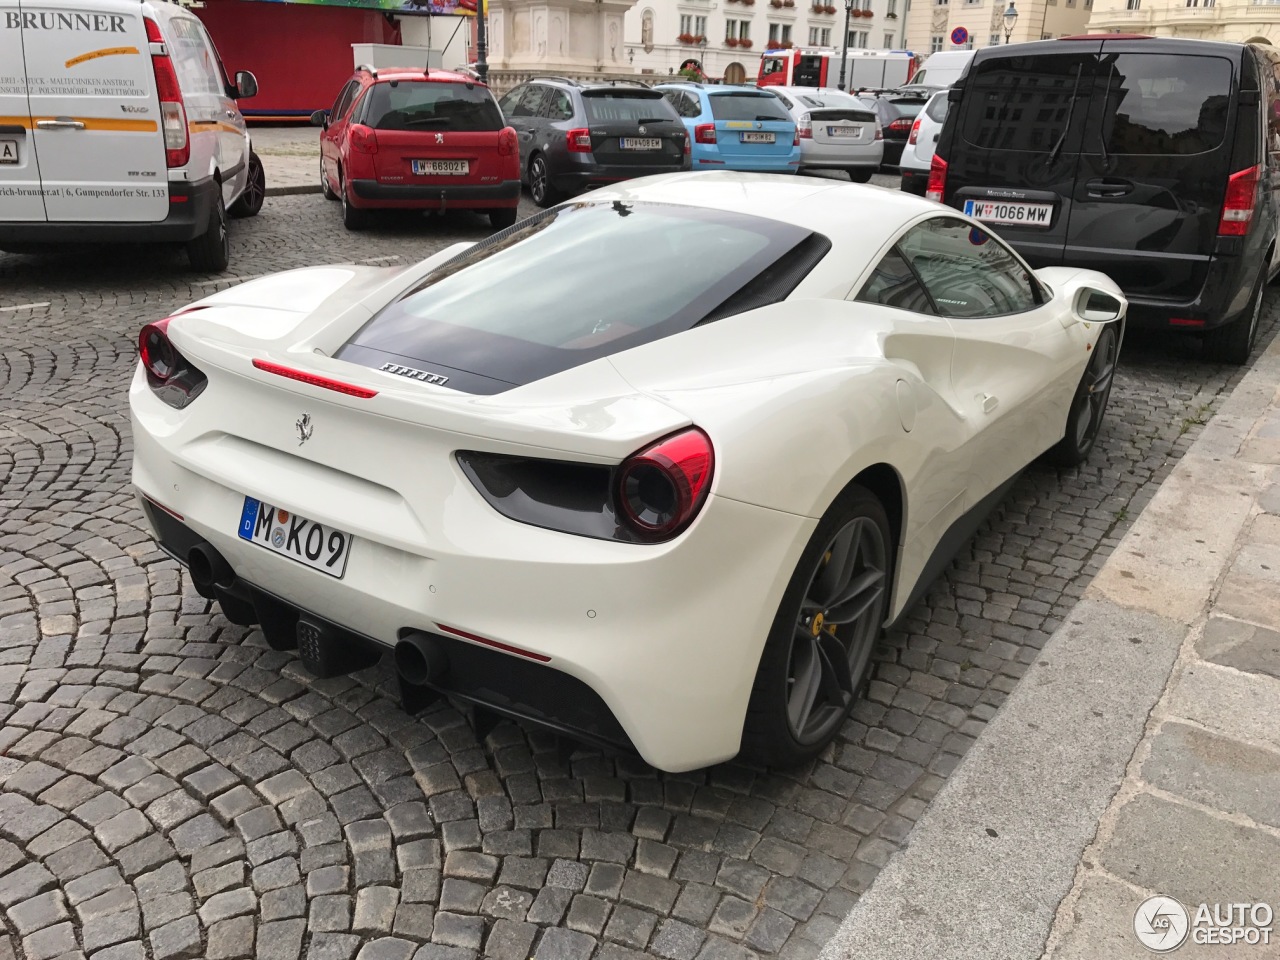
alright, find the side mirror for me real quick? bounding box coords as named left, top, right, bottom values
left=234, top=70, right=258, bottom=99
left=310, top=109, right=329, bottom=130
left=1076, top=288, right=1124, bottom=323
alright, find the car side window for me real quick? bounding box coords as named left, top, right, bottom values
left=497, top=86, right=523, bottom=116
left=896, top=218, right=1040, bottom=319
left=513, top=85, right=549, bottom=118
left=332, top=80, right=358, bottom=121
left=544, top=90, right=574, bottom=121
left=856, top=246, right=936, bottom=315
left=682, top=93, right=704, bottom=118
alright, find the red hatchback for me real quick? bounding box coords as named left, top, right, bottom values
left=313, top=68, right=521, bottom=231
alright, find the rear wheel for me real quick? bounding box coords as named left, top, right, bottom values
left=848, top=168, right=873, bottom=184
left=488, top=207, right=518, bottom=230
left=1203, top=272, right=1264, bottom=366
left=321, top=158, right=338, bottom=201
left=740, top=485, right=892, bottom=767
left=529, top=155, right=563, bottom=208
left=229, top=151, right=265, bottom=218
left=1046, top=324, right=1119, bottom=467
left=342, top=176, right=368, bottom=231
left=187, top=189, right=229, bottom=273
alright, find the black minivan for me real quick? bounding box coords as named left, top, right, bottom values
left=929, top=36, right=1280, bottom=364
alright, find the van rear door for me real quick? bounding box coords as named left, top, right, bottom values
left=0, top=0, right=47, bottom=221
left=944, top=43, right=1101, bottom=267
left=1066, top=45, right=1237, bottom=302
left=21, top=0, right=168, bottom=222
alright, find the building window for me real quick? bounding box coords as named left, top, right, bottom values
left=768, top=23, right=791, bottom=41
left=884, top=31, right=895, bottom=45
left=809, top=26, right=820, bottom=43
left=681, top=14, right=707, bottom=35
left=769, top=22, right=779, bottom=41
left=989, top=31, right=1001, bottom=43
left=887, top=0, right=897, bottom=12
left=821, top=27, right=831, bottom=42
left=1126, top=0, right=1139, bottom=8
left=931, top=33, right=944, bottom=51
left=726, top=17, right=746, bottom=38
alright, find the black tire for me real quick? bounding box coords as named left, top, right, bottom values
left=186, top=189, right=229, bottom=273
left=1203, top=272, right=1264, bottom=366
left=740, top=484, right=893, bottom=768
left=848, top=168, right=873, bottom=184
left=529, top=155, right=563, bottom=208
left=1046, top=323, right=1120, bottom=467
left=229, top=151, right=265, bottom=218
left=342, top=177, right=368, bottom=231
left=488, top=207, right=519, bottom=230
left=321, top=159, right=338, bottom=201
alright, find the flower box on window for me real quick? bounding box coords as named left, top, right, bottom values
left=825, top=4, right=837, bottom=12
left=740, top=37, right=754, bottom=46
left=678, top=32, right=695, bottom=42
left=726, top=36, right=740, bottom=45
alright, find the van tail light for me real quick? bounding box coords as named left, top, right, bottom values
left=138, top=317, right=207, bottom=409
left=926, top=153, right=947, bottom=202
left=1218, top=165, right=1259, bottom=237
left=498, top=126, right=517, bottom=157
left=145, top=17, right=189, bottom=168
left=350, top=124, right=379, bottom=155
left=798, top=113, right=813, bottom=139
left=694, top=123, right=717, bottom=144
left=616, top=428, right=714, bottom=541
left=908, top=117, right=921, bottom=145
left=566, top=128, right=592, bottom=153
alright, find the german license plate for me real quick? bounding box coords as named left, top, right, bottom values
left=828, top=126, right=862, bottom=139
left=963, top=199, right=1053, bottom=227
left=412, top=159, right=468, bottom=175
left=741, top=132, right=776, bottom=144
left=238, top=497, right=351, bottom=578
left=0, top=139, right=17, bottom=164
left=620, top=137, right=662, bottom=150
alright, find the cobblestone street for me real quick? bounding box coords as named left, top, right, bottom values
left=1, top=189, right=1275, bottom=960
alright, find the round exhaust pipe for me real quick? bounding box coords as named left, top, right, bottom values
left=187, top=543, right=234, bottom=601
left=395, top=631, right=449, bottom=687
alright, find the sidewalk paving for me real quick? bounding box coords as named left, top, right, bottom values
left=252, top=125, right=323, bottom=196
left=822, top=331, right=1280, bottom=960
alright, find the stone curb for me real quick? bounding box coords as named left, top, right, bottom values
left=819, top=332, right=1280, bottom=960
left=265, top=184, right=323, bottom=198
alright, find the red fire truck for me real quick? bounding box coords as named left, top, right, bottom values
left=757, top=48, right=917, bottom=92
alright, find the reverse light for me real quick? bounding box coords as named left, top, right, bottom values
left=1218, top=165, right=1259, bottom=237
left=694, top=122, right=717, bottom=144
left=616, top=428, right=714, bottom=540
left=566, top=128, right=593, bottom=152
left=908, top=117, right=921, bottom=145
left=145, top=17, right=188, bottom=167
left=926, top=153, right=947, bottom=202
left=138, top=317, right=207, bottom=409
left=350, top=124, right=379, bottom=155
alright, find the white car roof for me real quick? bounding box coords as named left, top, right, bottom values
left=582, top=172, right=938, bottom=252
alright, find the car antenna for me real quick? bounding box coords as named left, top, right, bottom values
left=424, top=14, right=431, bottom=76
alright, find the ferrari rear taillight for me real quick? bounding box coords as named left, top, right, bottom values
left=907, top=117, right=921, bottom=145
left=350, top=124, right=379, bottom=155
left=566, top=128, right=592, bottom=153
left=498, top=126, right=517, bottom=157
left=1218, top=165, right=1259, bottom=237
left=138, top=316, right=207, bottom=409
left=797, top=113, right=813, bottom=140
left=926, top=153, right=947, bottom=203
left=694, top=123, right=717, bottom=144
left=616, top=428, right=714, bottom=540
left=145, top=17, right=188, bottom=168
left=252, top=359, right=378, bottom=398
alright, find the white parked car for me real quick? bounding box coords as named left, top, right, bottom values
left=900, top=90, right=949, bottom=196
left=0, top=0, right=263, bottom=271
left=130, top=172, right=1125, bottom=772
left=766, top=86, right=883, bottom=182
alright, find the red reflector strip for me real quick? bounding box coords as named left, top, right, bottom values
left=143, top=494, right=184, bottom=521
left=435, top=623, right=552, bottom=663
left=1169, top=317, right=1206, bottom=327
left=170, top=195, right=188, bottom=203
left=252, top=359, right=378, bottom=398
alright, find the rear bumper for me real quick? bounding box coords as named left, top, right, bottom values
left=0, top=178, right=217, bottom=244
left=900, top=167, right=928, bottom=195
left=798, top=139, right=883, bottom=169
left=880, top=139, right=907, bottom=166
left=349, top=178, right=521, bottom=208
left=692, top=154, right=801, bottom=173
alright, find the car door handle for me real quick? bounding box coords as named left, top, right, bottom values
left=982, top=394, right=999, bottom=414
left=1085, top=177, right=1135, bottom=198
left=36, top=118, right=85, bottom=130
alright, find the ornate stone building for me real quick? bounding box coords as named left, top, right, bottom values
left=901, top=0, right=1092, bottom=59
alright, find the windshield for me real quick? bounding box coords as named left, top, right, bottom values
left=582, top=91, right=677, bottom=123
left=710, top=92, right=792, bottom=122
left=363, top=80, right=504, bottom=131
left=339, top=202, right=823, bottom=393
left=797, top=92, right=866, bottom=109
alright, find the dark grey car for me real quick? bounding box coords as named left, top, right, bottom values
left=497, top=78, right=689, bottom=207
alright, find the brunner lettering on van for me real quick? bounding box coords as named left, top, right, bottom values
left=4, top=11, right=127, bottom=32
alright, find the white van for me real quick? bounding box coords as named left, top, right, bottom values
left=905, top=50, right=975, bottom=90
left=0, top=0, right=262, bottom=271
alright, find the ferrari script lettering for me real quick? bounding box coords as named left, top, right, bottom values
left=380, top=362, right=449, bottom=386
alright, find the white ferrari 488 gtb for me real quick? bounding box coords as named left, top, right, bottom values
left=130, top=172, right=1124, bottom=772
